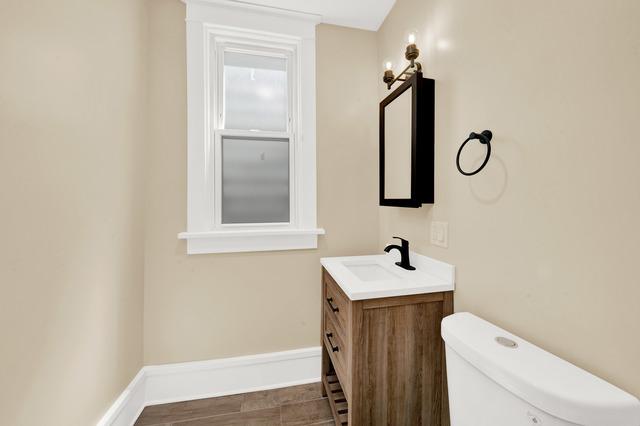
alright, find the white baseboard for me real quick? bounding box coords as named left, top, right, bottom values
left=96, top=369, right=147, bottom=426
left=97, top=346, right=322, bottom=426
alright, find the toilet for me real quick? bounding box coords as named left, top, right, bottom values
left=442, top=312, right=640, bottom=426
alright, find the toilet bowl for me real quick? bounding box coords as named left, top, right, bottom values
left=442, top=312, right=640, bottom=426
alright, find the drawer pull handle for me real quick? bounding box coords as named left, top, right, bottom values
left=326, top=332, right=339, bottom=352
left=326, top=297, right=339, bottom=312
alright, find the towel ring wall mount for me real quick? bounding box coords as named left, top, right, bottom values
left=456, top=130, right=493, bottom=176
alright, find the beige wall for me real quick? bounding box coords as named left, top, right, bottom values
left=144, top=0, right=378, bottom=364
left=378, top=0, right=640, bottom=396
left=5, top=1, right=636, bottom=423
left=0, top=0, right=147, bottom=425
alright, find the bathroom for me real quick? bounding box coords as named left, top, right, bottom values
left=1, top=0, right=639, bottom=425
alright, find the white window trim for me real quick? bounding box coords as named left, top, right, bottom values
left=178, top=0, right=324, bottom=254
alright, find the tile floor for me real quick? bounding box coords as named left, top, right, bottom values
left=134, top=382, right=334, bottom=426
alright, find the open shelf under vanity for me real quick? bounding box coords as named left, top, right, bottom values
left=322, top=368, right=349, bottom=425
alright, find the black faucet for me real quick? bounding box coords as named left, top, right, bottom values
left=384, top=237, right=416, bottom=271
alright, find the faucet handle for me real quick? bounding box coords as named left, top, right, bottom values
left=392, top=236, right=409, bottom=246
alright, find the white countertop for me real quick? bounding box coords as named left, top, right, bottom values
left=321, top=251, right=455, bottom=300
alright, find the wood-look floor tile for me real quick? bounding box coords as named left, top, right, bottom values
left=134, top=394, right=243, bottom=426
left=171, top=407, right=281, bottom=425
left=280, top=398, right=333, bottom=426
left=241, top=382, right=324, bottom=412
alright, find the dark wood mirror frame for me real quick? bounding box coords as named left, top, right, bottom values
left=379, top=71, right=434, bottom=207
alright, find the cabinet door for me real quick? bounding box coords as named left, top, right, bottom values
left=351, top=293, right=450, bottom=425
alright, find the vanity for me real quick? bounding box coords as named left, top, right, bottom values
left=320, top=252, right=455, bottom=425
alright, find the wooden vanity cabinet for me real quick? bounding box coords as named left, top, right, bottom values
left=321, top=267, right=453, bottom=426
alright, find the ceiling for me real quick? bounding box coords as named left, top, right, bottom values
left=226, top=0, right=396, bottom=31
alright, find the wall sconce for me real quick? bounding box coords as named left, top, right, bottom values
left=382, top=31, right=423, bottom=90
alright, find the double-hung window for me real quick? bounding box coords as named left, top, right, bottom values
left=216, top=44, right=293, bottom=226
left=179, top=2, right=323, bottom=254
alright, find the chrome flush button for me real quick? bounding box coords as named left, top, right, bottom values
left=495, top=336, right=518, bottom=348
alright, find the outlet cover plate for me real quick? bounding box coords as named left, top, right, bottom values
left=430, top=221, right=449, bottom=248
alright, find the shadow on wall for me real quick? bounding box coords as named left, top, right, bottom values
left=457, top=133, right=509, bottom=204
left=468, top=153, right=508, bottom=204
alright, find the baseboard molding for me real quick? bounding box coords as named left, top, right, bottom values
left=96, top=369, right=147, bottom=426
left=97, top=346, right=322, bottom=426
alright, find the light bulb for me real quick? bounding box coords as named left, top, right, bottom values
left=407, top=32, right=417, bottom=44
left=385, top=61, right=393, bottom=70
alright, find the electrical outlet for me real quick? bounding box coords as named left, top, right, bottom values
left=430, top=221, right=449, bottom=248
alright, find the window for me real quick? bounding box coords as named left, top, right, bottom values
left=179, top=2, right=323, bottom=254
left=216, top=44, right=292, bottom=227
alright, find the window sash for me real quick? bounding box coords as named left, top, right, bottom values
left=214, top=42, right=295, bottom=134
left=213, top=129, right=296, bottom=229
left=221, top=48, right=290, bottom=133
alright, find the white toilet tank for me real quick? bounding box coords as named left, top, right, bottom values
left=442, top=312, right=640, bottom=426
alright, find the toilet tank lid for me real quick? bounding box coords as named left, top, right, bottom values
left=442, top=312, right=640, bottom=426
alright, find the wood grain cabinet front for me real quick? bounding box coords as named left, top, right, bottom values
left=324, top=272, right=350, bottom=336
left=321, top=267, right=453, bottom=426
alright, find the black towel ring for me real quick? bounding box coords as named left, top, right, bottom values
left=456, top=130, right=493, bottom=176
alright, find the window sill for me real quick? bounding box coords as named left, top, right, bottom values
left=177, top=228, right=326, bottom=254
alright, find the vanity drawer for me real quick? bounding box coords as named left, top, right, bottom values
left=323, top=270, right=350, bottom=339
left=323, top=305, right=349, bottom=382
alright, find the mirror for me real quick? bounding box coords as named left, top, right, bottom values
left=384, top=87, right=412, bottom=199
left=379, top=71, right=434, bottom=207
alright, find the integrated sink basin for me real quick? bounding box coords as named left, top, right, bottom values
left=321, top=252, right=455, bottom=300
left=343, top=262, right=401, bottom=282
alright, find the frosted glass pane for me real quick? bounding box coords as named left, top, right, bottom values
left=224, top=51, right=288, bottom=132
left=222, top=136, right=290, bottom=224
